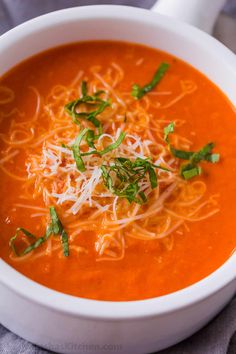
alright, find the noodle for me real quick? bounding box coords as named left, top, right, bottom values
left=1, top=62, right=219, bottom=262
left=0, top=86, right=15, bottom=104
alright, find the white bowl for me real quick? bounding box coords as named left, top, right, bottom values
left=0, top=5, right=236, bottom=354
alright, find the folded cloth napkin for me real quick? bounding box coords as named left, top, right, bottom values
left=0, top=1, right=236, bottom=353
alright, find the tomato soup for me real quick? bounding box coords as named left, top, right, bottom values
left=0, top=41, right=235, bottom=301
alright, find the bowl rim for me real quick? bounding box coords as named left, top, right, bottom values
left=1, top=255, right=236, bottom=320
left=0, top=4, right=236, bottom=321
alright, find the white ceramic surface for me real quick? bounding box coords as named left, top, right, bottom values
left=153, top=0, right=226, bottom=33
left=0, top=3, right=236, bottom=354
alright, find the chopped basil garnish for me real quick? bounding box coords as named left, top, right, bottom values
left=180, top=165, right=202, bottom=180
left=148, top=165, right=158, bottom=189
left=164, top=121, right=174, bottom=143
left=81, top=132, right=126, bottom=157
left=70, top=129, right=126, bottom=171
left=71, top=128, right=89, bottom=172
left=86, top=129, right=96, bottom=148
left=131, top=62, right=169, bottom=99
left=101, top=157, right=162, bottom=204
left=65, top=81, right=110, bottom=134
left=9, top=228, right=37, bottom=256
left=190, top=143, right=220, bottom=164
left=22, top=226, right=52, bottom=255
left=9, top=207, right=69, bottom=257
left=164, top=122, right=220, bottom=180
left=49, top=207, right=69, bottom=257
left=88, top=132, right=126, bottom=157
left=169, top=147, right=194, bottom=160
left=64, top=82, right=126, bottom=172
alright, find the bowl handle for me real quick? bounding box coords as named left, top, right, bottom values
left=152, top=0, right=227, bottom=34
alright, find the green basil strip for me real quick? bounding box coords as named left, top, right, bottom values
left=170, top=146, right=194, bottom=160
left=81, top=132, right=126, bottom=157
left=191, top=143, right=220, bottom=164
left=72, top=128, right=89, bottom=172
left=163, top=122, right=220, bottom=180
left=50, top=206, right=69, bottom=257
left=9, top=228, right=37, bottom=256
left=181, top=164, right=201, bottom=180
left=164, top=122, right=175, bottom=143
left=10, top=207, right=69, bottom=257
left=131, top=62, right=170, bottom=99
left=65, top=81, right=110, bottom=131
left=148, top=166, right=158, bottom=189
left=86, top=129, right=96, bottom=148
left=99, top=132, right=126, bottom=156
left=101, top=156, right=159, bottom=204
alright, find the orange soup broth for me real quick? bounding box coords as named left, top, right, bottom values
left=0, top=41, right=236, bottom=301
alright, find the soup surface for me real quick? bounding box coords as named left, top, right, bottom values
left=0, top=41, right=236, bottom=301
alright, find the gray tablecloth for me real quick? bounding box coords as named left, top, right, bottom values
left=0, top=1, right=236, bottom=353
